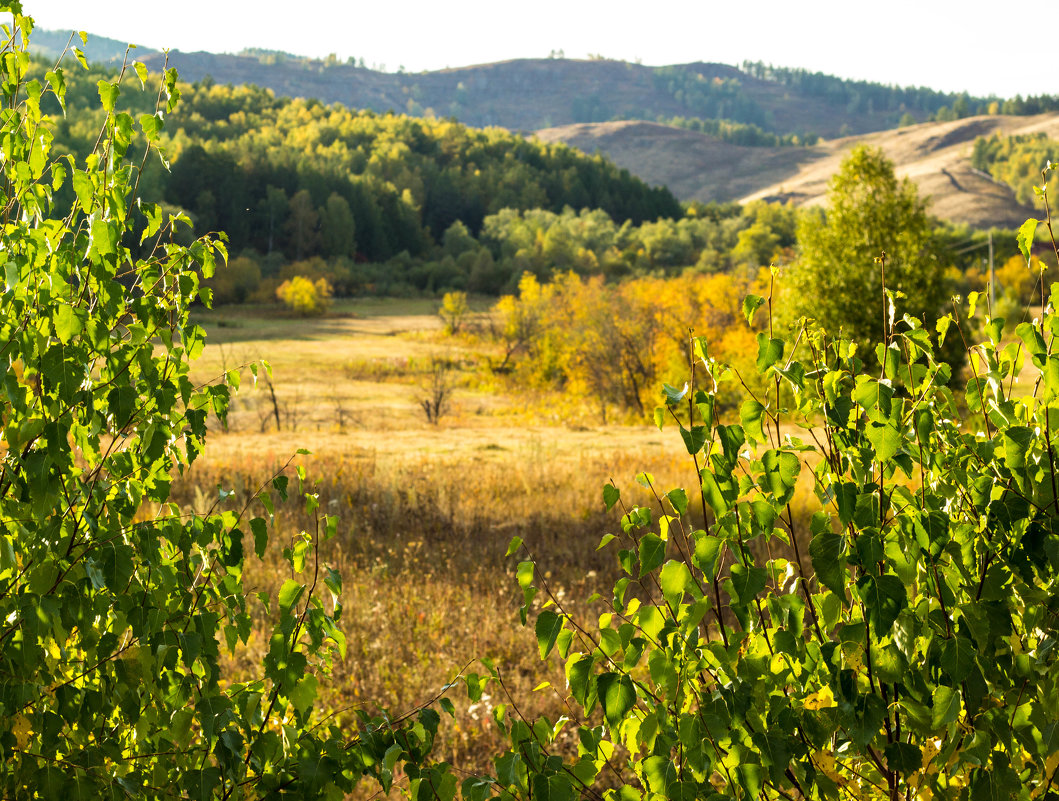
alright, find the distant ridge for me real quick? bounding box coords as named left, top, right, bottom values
left=29, top=28, right=158, bottom=65
left=122, top=50, right=959, bottom=139
left=537, top=115, right=1059, bottom=228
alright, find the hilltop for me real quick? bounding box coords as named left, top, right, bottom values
left=537, top=114, right=1059, bottom=228
left=118, top=50, right=983, bottom=139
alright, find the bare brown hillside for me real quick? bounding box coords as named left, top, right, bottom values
left=538, top=115, right=1059, bottom=228
left=534, top=121, right=826, bottom=203
left=134, top=52, right=927, bottom=138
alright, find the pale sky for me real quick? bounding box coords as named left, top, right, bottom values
left=22, top=1, right=1053, bottom=99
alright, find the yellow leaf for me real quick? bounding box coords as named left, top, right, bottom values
left=922, top=738, right=941, bottom=775
left=842, top=642, right=865, bottom=671
left=804, top=685, right=836, bottom=710
left=814, top=751, right=845, bottom=784
left=12, top=714, right=31, bottom=748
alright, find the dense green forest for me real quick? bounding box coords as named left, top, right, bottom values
left=41, top=57, right=682, bottom=294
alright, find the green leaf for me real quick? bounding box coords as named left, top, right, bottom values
left=700, top=471, right=732, bottom=516
left=250, top=517, right=268, bottom=559
left=565, top=655, right=595, bottom=708
left=643, top=755, right=679, bottom=795
left=72, top=170, right=93, bottom=210
left=666, top=488, right=688, bottom=516
left=278, top=579, right=304, bottom=612
left=603, top=483, right=620, bottom=510
left=809, top=528, right=846, bottom=598
left=139, top=112, right=163, bottom=141
left=53, top=303, right=82, bottom=344
left=726, top=564, right=767, bottom=606
left=653, top=406, right=665, bottom=430
left=659, top=560, right=692, bottom=606
left=535, top=610, right=563, bottom=659
left=716, top=424, right=745, bottom=467
left=940, top=637, right=976, bottom=683
left=597, top=672, right=635, bottom=728
left=740, top=399, right=767, bottom=443
left=1002, top=426, right=1034, bottom=471
left=289, top=675, right=318, bottom=718
left=91, top=217, right=117, bottom=258
left=638, top=534, right=665, bottom=577
left=96, top=79, right=119, bottom=113
left=695, top=391, right=714, bottom=428
left=931, top=685, right=961, bottom=729
left=1017, top=218, right=1039, bottom=263
left=884, top=742, right=922, bottom=775
left=661, top=382, right=688, bottom=406
left=856, top=573, right=906, bottom=636
left=742, top=294, right=765, bottom=325
left=756, top=332, right=784, bottom=373
left=505, top=536, right=523, bottom=557
left=865, top=422, right=901, bottom=463
left=760, top=449, right=800, bottom=504
left=692, top=531, right=722, bottom=580
left=1017, top=321, right=1047, bottom=368
left=679, top=425, right=707, bottom=455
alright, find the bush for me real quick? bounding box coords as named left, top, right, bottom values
left=439, top=291, right=470, bottom=334
left=276, top=274, right=333, bottom=315
left=488, top=182, right=1059, bottom=799
left=0, top=12, right=437, bottom=798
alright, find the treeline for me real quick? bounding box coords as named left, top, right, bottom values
left=742, top=60, right=983, bottom=117
left=742, top=60, right=1059, bottom=122
left=226, top=199, right=1022, bottom=304
left=657, top=115, right=819, bottom=147
left=971, top=133, right=1059, bottom=205
left=211, top=201, right=799, bottom=301
left=473, top=225, right=1038, bottom=419
left=34, top=53, right=1034, bottom=309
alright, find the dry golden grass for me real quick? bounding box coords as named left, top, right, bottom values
left=174, top=300, right=717, bottom=785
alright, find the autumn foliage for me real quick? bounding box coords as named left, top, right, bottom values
left=491, top=270, right=767, bottom=419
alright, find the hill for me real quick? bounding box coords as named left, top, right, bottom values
left=128, top=50, right=979, bottom=139
left=533, top=121, right=826, bottom=203
left=537, top=115, right=1059, bottom=228
left=27, top=28, right=158, bottom=65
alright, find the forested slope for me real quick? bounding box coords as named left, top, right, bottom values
left=42, top=61, right=680, bottom=265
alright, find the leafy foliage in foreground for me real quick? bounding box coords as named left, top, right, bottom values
left=498, top=187, right=1059, bottom=798
left=0, top=9, right=440, bottom=799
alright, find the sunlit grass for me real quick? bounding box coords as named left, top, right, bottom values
left=175, top=301, right=711, bottom=785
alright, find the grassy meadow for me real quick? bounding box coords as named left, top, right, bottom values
left=176, top=297, right=712, bottom=782
left=174, top=292, right=1039, bottom=791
